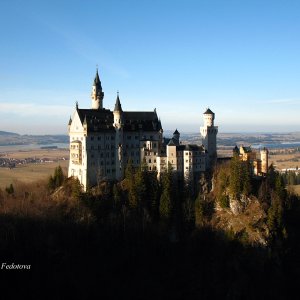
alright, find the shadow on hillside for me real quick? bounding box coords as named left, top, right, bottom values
left=0, top=214, right=298, bottom=300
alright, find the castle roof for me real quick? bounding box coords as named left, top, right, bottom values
left=168, top=138, right=176, bottom=146
left=178, top=144, right=205, bottom=152
left=93, top=69, right=102, bottom=89
left=123, top=111, right=162, bottom=132
left=76, top=108, right=162, bottom=133
left=173, top=129, right=179, bottom=135
left=114, top=94, right=122, bottom=112
left=241, top=146, right=252, bottom=153
left=204, top=108, right=214, bottom=115
left=77, top=108, right=114, bottom=132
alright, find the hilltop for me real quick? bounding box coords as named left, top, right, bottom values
left=0, top=130, right=19, bottom=136
left=0, top=133, right=68, bottom=147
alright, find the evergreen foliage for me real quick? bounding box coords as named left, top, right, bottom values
left=5, top=183, right=14, bottom=195
left=1, top=155, right=300, bottom=299
left=48, top=165, right=65, bottom=190
left=229, top=156, right=251, bottom=198
left=159, top=163, right=173, bottom=220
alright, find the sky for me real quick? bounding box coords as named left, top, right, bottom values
left=1, top=0, right=300, bottom=134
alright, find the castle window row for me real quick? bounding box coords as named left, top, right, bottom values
left=90, top=136, right=115, bottom=141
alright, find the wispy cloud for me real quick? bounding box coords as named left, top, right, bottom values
left=31, top=12, right=130, bottom=79
left=0, top=102, right=72, bottom=117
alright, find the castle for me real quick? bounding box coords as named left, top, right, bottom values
left=233, top=145, right=269, bottom=176
left=68, top=70, right=218, bottom=190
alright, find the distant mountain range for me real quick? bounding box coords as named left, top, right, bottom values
left=0, top=131, right=19, bottom=136
left=0, top=131, right=68, bottom=146
left=0, top=130, right=300, bottom=149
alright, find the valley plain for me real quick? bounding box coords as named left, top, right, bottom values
left=0, top=131, right=300, bottom=189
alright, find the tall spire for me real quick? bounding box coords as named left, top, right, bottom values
left=91, top=67, right=104, bottom=109
left=114, top=91, right=122, bottom=111
left=93, top=67, right=102, bottom=88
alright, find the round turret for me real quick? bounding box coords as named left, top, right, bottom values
left=113, top=93, right=123, bottom=129
left=261, top=148, right=269, bottom=174
left=203, top=108, right=215, bottom=127
left=91, top=68, right=104, bottom=109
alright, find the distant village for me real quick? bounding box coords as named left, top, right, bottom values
left=0, top=155, right=68, bottom=169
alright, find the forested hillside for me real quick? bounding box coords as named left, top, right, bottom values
left=0, top=162, right=299, bottom=299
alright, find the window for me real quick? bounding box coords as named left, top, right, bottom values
left=135, top=136, right=139, bottom=140
left=149, top=159, right=151, bottom=163
left=127, top=136, right=131, bottom=140
left=91, top=136, right=94, bottom=141
left=154, top=143, right=157, bottom=147
left=98, top=136, right=101, bottom=141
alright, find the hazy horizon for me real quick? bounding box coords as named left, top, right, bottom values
left=2, top=129, right=300, bottom=136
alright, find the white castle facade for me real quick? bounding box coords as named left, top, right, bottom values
left=68, top=70, right=218, bottom=190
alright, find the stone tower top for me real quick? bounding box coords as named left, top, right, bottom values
left=91, top=68, right=104, bottom=110
left=203, top=107, right=215, bottom=127
left=114, top=91, right=123, bottom=112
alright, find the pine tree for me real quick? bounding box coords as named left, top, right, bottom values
left=5, top=183, right=14, bottom=195
left=159, top=164, right=173, bottom=220
left=48, top=165, right=65, bottom=190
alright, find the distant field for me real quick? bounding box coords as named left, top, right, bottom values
left=269, top=153, right=300, bottom=170
left=0, top=161, right=68, bottom=189
left=0, top=147, right=69, bottom=189
left=0, top=148, right=69, bottom=159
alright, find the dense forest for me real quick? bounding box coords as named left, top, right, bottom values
left=1, top=160, right=300, bottom=299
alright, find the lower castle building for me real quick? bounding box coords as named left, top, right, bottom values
left=68, top=70, right=218, bottom=190
left=233, top=145, right=269, bottom=176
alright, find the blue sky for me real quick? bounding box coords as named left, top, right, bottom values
left=1, top=0, right=300, bottom=134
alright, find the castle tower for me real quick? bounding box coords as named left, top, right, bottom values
left=91, top=68, right=104, bottom=109
left=172, top=129, right=180, bottom=146
left=261, top=147, right=269, bottom=174
left=113, top=92, right=124, bottom=180
left=200, top=108, right=218, bottom=168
